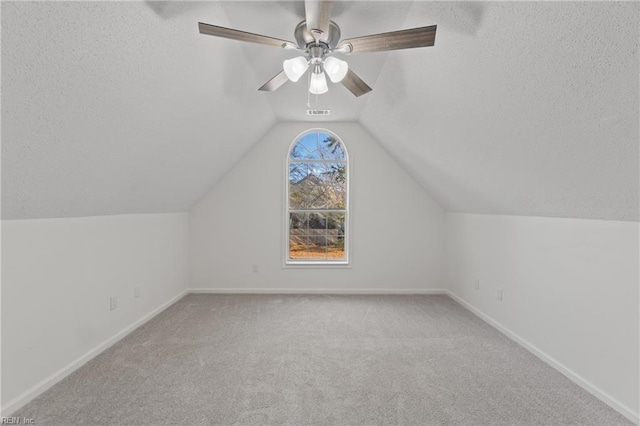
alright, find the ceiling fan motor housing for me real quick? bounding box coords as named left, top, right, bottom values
left=294, top=20, right=341, bottom=49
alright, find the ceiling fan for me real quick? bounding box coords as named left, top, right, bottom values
left=198, top=0, right=436, bottom=97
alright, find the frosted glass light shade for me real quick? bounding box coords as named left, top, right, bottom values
left=309, top=71, right=328, bottom=94
left=283, top=56, right=309, bottom=82
left=323, top=57, right=349, bottom=83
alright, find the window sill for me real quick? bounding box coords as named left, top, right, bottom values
left=283, top=261, right=351, bottom=269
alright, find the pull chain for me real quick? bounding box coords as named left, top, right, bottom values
left=306, top=69, right=311, bottom=109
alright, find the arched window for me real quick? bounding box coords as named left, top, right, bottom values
left=286, top=130, right=349, bottom=264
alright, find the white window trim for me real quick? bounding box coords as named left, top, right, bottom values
left=283, top=128, right=351, bottom=268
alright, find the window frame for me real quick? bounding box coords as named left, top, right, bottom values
left=283, top=128, right=350, bottom=267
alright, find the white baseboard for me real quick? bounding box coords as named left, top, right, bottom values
left=1, top=289, right=188, bottom=417
left=6, top=287, right=634, bottom=424
left=1, top=287, right=441, bottom=415
left=188, top=287, right=448, bottom=295
left=445, top=290, right=639, bottom=425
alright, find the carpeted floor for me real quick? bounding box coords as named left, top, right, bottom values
left=14, top=294, right=632, bottom=425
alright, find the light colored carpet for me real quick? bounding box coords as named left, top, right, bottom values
left=14, top=294, right=632, bottom=425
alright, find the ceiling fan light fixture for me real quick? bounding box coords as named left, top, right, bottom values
left=199, top=6, right=437, bottom=98
left=309, top=70, right=328, bottom=95
left=323, top=56, right=348, bottom=83
left=283, top=56, right=309, bottom=82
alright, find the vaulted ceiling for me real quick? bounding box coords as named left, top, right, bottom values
left=2, top=1, right=638, bottom=221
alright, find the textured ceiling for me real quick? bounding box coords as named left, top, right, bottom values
left=360, top=1, right=639, bottom=221
left=1, top=1, right=276, bottom=219
left=2, top=1, right=638, bottom=221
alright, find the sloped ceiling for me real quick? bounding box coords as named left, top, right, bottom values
left=360, top=1, right=639, bottom=221
left=2, top=1, right=638, bottom=221
left=1, top=1, right=276, bottom=219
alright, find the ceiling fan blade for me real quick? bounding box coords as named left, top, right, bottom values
left=258, top=71, right=289, bottom=92
left=338, top=25, right=436, bottom=54
left=198, top=22, right=297, bottom=49
left=341, top=69, right=372, bottom=97
left=305, top=0, right=332, bottom=41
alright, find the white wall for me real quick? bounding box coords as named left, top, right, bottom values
left=1, top=212, right=189, bottom=413
left=190, top=122, right=445, bottom=292
left=446, top=213, right=639, bottom=421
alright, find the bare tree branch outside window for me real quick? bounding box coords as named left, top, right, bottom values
left=288, top=132, right=348, bottom=261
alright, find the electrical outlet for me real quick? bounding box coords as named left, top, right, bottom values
left=252, top=264, right=259, bottom=273
left=496, top=288, right=503, bottom=301
left=134, top=287, right=141, bottom=298
left=110, top=296, right=118, bottom=311
left=474, top=279, right=480, bottom=290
